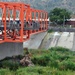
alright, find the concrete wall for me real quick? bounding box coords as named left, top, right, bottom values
left=0, top=42, right=23, bottom=60
left=23, top=32, right=47, bottom=49
left=48, top=32, right=75, bottom=51
left=48, top=27, right=75, bottom=32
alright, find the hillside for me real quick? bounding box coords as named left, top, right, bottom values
left=1, top=0, right=75, bottom=13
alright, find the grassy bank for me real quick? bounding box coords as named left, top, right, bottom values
left=0, top=47, right=75, bottom=75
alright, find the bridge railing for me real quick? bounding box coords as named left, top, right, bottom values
left=0, top=2, right=48, bottom=43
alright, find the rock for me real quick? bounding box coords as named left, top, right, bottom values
left=20, top=54, right=34, bottom=66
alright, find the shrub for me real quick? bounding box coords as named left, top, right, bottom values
left=32, top=55, right=50, bottom=66
left=2, top=60, right=20, bottom=70
left=59, top=55, right=71, bottom=61
left=16, top=66, right=75, bottom=75
left=49, top=47, right=70, bottom=52
left=48, top=60, right=59, bottom=68
left=48, top=29, right=53, bottom=33
left=59, top=60, right=75, bottom=71
left=0, top=69, right=12, bottom=75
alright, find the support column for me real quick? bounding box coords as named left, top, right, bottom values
left=0, top=42, right=23, bottom=60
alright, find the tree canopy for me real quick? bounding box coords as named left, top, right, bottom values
left=49, top=8, right=71, bottom=25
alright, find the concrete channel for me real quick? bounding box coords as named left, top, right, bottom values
left=23, top=31, right=75, bottom=51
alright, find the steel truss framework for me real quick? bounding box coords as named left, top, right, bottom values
left=0, top=2, right=48, bottom=43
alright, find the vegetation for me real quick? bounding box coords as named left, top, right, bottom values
left=0, top=47, right=75, bottom=75
left=47, top=29, right=53, bottom=33
left=2, top=0, right=75, bottom=13
left=49, top=8, right=71, bottom=25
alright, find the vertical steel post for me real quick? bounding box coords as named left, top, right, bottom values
left=13, top=7, right=16, bottom=21
left=3, top=5, right=7, bottom=41
left=20, top=4, right=24, bottom=41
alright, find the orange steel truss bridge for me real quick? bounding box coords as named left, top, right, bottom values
left=0, top=2, right=48, bottom=43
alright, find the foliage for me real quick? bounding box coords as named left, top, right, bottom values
left=0, top=69, right=12, bottom=75
left=32, top=55, right=50, bottom=66
left=59, top=60, right=75, bottom=70
left=1, top=60, right=20, bottom=70
left=0, top=66, right=75, bottom=75
left=49, top=46, right=70, bottom=52
left=47, top=29, right=53, bottom=33
left=49, top=8, right=71, bottom=25
left=0, top=47, right=75, bottom=75
left=2, top=0, right=75, bottom=13
left=32, top=47, right=75, bottom=71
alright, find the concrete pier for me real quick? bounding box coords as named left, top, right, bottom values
left=0, top=42, right=23, bottom=60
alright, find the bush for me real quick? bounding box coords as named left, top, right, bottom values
left=16, top=66, right=75, bottom=75
left=48, top=60, right=59, bottom=68
left=32, top=55, right=50, bottom=66
left=0, top=66, right=75, bottom=75
left=48, top=29, right=53, bottom=33
left=59, top=60, right=75, bottom=71
left=49, top=47, right=70, bottom=52
left=16, top=67, right=53, bottom=75
left=2, top=60, right=20, bottom=70
left=0, top=69, right=12, bottom=75
left=0, top=47, right=75, bottom=75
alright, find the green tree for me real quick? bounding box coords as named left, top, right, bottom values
left=49, top=8, right=71, bottom=25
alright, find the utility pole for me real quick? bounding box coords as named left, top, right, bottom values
left=63, top=15, right=65, bottom=27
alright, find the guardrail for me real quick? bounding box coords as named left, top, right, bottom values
left=0, top=2, right=49, bottom=43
